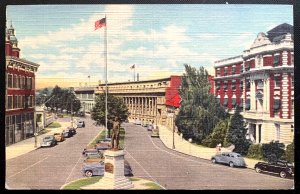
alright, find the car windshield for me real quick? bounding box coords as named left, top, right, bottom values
left=44, top=136, right=53, bottom=140
left=236, top=154, right=241, bottom=157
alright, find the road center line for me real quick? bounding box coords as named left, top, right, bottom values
left=124, top=149, right=166, bottom=190
left=64, top=155, right=84, bottom=185
left=7, top=155, right=50, bottom=179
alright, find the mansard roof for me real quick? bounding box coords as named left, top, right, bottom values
left=267, top=23, right=293, bottom=42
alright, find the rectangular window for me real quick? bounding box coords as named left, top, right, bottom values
left=245, top=62, right=250, bottom=71
left=8, top=74, right=13, bottom=88
left=216, top=69, right=220, bottom=77
left=291, top=74, right=294, bottom=88
left=291, top=54, right=294, bottom=65
left=13, top=95, right=17, bottom=109
left=232, top=66, right=236, bottom=75
left=215, top=82, right=220, bottom=90
left=223, top=81, right=227, bottom=90
left=246, top=80, right=250, bottom=89
left=22, top=95, right=25, bottom=108
left=19, top=95, right=22, bottom=108
left=88, top=94, right=93, bottom=99
left=274, top=76, right=281, bottom=88
left=273, top=55, right=280, bottom=67
left=240, top=81, right=243, bottom=90
left=231, top=80, right=236, bottom=90
left=224, top=68, right=228, bottom=76
left=240, top=65, right=244, bottom=73
left=13, top=75, right=17, bottom=88
left=8, top=96, right=13, bottom=109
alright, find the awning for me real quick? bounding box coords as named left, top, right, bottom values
left=232, top=98, right=236, bottom=106
left=245, top=99, right=250, bottom=110
left=274, top=99, right=281, bottom=110
left=223, top=98, right=228, bottom=106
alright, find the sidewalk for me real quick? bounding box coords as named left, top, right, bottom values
left=158, top=125, right=263, bottom=169
left=6, top=121, right=71, bottom=160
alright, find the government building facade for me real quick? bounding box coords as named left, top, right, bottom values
left=5, top=24, right=40, bottom=145
left=95, top=76, right=182, bottom=129
left=214, top=23, right=294, bottom=145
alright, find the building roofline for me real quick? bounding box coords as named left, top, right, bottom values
left=98, top=75, right=181, bottom=86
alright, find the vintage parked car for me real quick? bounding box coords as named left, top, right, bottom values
left=83, top=154, right=104, bottom=163
left=95, top=142, right=111, bottom=152
left=77, top=120, right=85, bottom=128
left=40, top=135, right=57, bottom=147
left=147, top=124, right=154, bottom=131
left=135, top=119, right=142, bottom=125
left=97, top=138, right=112, bottom=144
left=53, top=132, right=65, bottom=142
left=68, top=127, right=77, bottom=135
left=82, top=160, right=133, bottom=177
left=254, top=160, right=294, bottom=178
left=62, top=129, right=73, bottom=138
left=82, top=148, right=102, bottom=157
left=211, top=152, right=246, bottom=168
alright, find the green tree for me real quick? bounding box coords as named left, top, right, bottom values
left=285, top=140, right=294, bottom=163
left=44, top=86, right=80, bottom=113
left=201, top=119, right=229, bottom=148
left=262, top=141, right=285, bottom=162
left=224, top=107, right=250, bottom=155
left=175, top=64, right=228, bottom=143
left=91, top=93, right=129, bottom=136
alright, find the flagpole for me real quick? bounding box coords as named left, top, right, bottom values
left=134, top=65, right=136, bottom=82
left=104, top=14, right=108, bottom=138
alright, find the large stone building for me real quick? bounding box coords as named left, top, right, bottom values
left=74, top=86, right=97, bottom=114
left=214, top=23, right=294, bottom=145
left=95, top=76, right=182, bottom=128
left=5, top=23, right=40, bottom=145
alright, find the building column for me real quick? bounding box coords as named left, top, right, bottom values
left=141, top=97, right=144, bottom=117
left=148, top=97, right=151, bottom=116
left=250, top=79, right=255, bottom=111
left=255, top=124, right=259, bottom=143
left=151, top=97, right=154, bottom=116
left=263, top=77, right=268, bottom=113
left=281, top=73, right=289, bottom=119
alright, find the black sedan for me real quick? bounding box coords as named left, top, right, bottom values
left=254, top=160, right=294, bottom=178
left=68, top=127, right=77, bottom=135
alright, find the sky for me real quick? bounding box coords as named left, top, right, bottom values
left=6, top=4, right=293, bottom=89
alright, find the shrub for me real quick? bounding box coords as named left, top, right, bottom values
left=201, top=119, right=228, bottom=148
left=246, top=144, right=263, bottom=160
left=261, top=141, right=285, bottom=162
left=284, top=140, right=294, bottom=163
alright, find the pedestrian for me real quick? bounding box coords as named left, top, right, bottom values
left=216, top=143, right=222, bottom=154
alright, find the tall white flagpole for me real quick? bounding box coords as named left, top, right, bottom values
left=104, top=15, right=108, bottom=138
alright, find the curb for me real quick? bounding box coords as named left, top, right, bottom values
left=157, top=126, right=258, bottom=170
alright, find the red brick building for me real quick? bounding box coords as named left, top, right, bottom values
left=214, top=23, right=294, bottom=145
left=5, top=23, right=40, bottom=145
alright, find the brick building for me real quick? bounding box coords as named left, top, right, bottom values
left=5, top=23, right=40, bottom=145
left=214, top=23, right=294, bottom=145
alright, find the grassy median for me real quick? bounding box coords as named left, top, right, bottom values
left=61, top=177, right=164, bottom=190
left=89, top=128, right=125, bottom=148
left=47, top=122, right=62, bottom=128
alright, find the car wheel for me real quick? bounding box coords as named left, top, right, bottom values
left=279, top=171, right=287, bottom=178
left=255, top=167, right=261, bottom=173
left=85, top=170, right=93, bottom=177
left=211, top=158, right=216, bottom=164
left=229, top=162, right=234, bottom=168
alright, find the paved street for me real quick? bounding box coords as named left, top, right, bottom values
left=123, top=123, right=294, bottom=190
left=6, top=119, right=294, bottom=190
left=6, top=117, right=102, bottom=189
